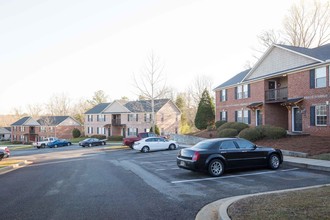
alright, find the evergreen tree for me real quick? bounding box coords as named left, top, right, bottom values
left=194, top=89, right=215, bottom=130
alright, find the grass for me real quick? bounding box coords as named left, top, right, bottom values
left=0, top=159, right=25, bottom=168
left=228, top=186, right=330, bottom=220
left=310, top=153, right=330, bottom=161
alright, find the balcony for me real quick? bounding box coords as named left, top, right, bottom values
left=265, top=87, right=288, bottom=103
left=112, top=119, right=122, bottom=126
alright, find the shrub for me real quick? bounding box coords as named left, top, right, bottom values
left=215, top=120, right=227, bottom=129
left=238, top=127, right=263, bottom=142
left=207, top=124, right=216, bottom=131
left=72, top=128, right=81, bottom=138
left=217, top=128, right=238, bottom=138
left=91, top=135, right=107, bottom=140
left=108, top=136, right=123, bottom=141
left=218, top=122, right=249, bottom=133
left=261, top=125, right=287, bottom=139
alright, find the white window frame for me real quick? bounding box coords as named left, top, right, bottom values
left=221, top=111, right=227, bottom=121
left=237, top=86, right=243, bottom=99
left=243, top=110, right=249, bottom=124
left=315, top=67, right=326, bottom=88
left=243, top=84, right=248, bottom=98
left=221, top=89, right=226, bottom=101
left=315, top=105, right=327, bottom=126
left=128, top=128, right=137, bottom=136
left=237, top=111, right=243, bottom=123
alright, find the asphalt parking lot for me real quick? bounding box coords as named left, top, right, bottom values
left=106, top=147, right=330, bottom=201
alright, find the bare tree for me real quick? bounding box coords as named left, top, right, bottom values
left=45, top=93, right=71, bottom=116
left=188, top=74, right=214, bottom=107
left=252, top=0, right=330, bottom=65
left=284, top=0, right=330, bottom=47
left=87, top=90, right=109, bottom=106
left=26, top=103, right=43, bottom=118
left=133, top=51, right=168, bottom=132
left=71, top=98, right=93, bottom=125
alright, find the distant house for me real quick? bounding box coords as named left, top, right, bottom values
left=84, top=99, right=181, bottom=137
left=0, top=127, right=11, bottom=141
left=214, top=43, right=330, bottom=136
left=11, top=116, right=83, bottom=143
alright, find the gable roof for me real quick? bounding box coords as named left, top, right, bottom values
left=278, top=43, right=330, bottom=61
left=85, top=99, right=172, bottom=114
left=124, top=99, right=170, bottom=112
left=214, top=69, right=251, bottom=90
left=11, top=116, right=31, bottom=126
left=37, top=116, right=70, bottom=126
left=214, top=43, right=330, bottom=90
left=85, top=103, right=111, bottom=114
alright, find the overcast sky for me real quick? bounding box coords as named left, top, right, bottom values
left=1, top=0, right=305, bottom=114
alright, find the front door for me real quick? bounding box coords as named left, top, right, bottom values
left=256, top=110, right=262, bottom=126
left=292, top=107, right=302, bottom=132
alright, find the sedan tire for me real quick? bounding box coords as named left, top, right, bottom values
left=208, top=159, right=224, bottom=177
left=141, top=146, right=150, bottom=153
left=168, top=144, right=176, bottom=150
left=269, top=154, right=280, bottom=170
left=89, top=143, right=92, bottom=147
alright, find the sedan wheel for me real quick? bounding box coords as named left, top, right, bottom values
left=141, top=146, right=150, bottom=153
left=89, top=143, right=92, bottom=147
left=168, top=144, right=176, bottom=150
left=269, top=154, right=280, bottom=169
left=54, top=145, right=58, bottom=148
left=208, top=159, right=224, bottom=177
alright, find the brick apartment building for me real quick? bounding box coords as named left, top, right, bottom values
left=11, top=116, right=83, bottom=142
left=84, top=99, right=181, bottom=137
left=214, top=43, right=330, bottom=136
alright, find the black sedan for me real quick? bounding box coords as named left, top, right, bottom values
left=177, top=138, right=283, bottom=177
left=79, top=138, right=106, bottom=147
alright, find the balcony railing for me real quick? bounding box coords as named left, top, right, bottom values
left=265, top=87, right=288, bottom=102
left=112, top=119, right=122, bottom=126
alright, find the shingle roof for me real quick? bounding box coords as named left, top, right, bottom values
left=37, top=116, right=69, bottom=126
left=11, top=116, right=31, bottom=126
left=124, top=99, right=170, bottom=112
left=214, top=69, right=251, bottom=90
left=85, top=103, right=111, bottom=114
left=278, top=43, right=330, bottom=61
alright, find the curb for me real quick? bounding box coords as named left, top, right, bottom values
left=196, top=184, right=330, bottom=220
left=0, top=160, right=32, bottom=174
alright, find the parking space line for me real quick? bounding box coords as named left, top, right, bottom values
left=140, top=160, right=175, bottom=164
left=171, top=168, right=300, bottom=184
left=155, top=168, right=180, bottom=171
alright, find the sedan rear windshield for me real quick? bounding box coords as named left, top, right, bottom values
left=192, top=140, right=218, bottom=149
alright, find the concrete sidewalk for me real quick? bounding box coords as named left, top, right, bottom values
left=195, top=156, right=330, bottom=220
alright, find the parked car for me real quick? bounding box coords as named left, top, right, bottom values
left=123, top=132, right=158, bottom=148
left=177, top=138, right=283, bottom=177
left=0, top=146, right=10, bottom=158
left=0, top=151, right=4, bottom=161
left=33, top=137, right=58, bottom=149
left=79, top=138, right=106, bottom=147
left=133, top=137, right=178, bottom=153
left=47, top=139, right=72, bottom=148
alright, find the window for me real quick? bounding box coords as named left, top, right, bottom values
left=20, top=126, right=25, bottom=132
left=235, top=139, right=255, bottom=149
left=220, top=111, right=227, bottom=121
left=144, top=113, right=151, bottom=122
left=220, top=141, right=236, bottom=149
left=236, top=110, right=250, bottom=124
left=221, top=89, right=227, bottom=101
left=316, top=105, right=327, bottom=126
left=128, top=128, right=137, bottom=136
left=40, top=127, right=46, bottom=132
left=128, top=114, right=138, bottom=122
left=236, top=84, right=249, bottom=99
left=315, top=67, right=326, bottom=88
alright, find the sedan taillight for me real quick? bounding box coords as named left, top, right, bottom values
left=192, top=152, right=200, bottom=161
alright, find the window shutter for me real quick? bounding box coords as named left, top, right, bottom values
left=248, top=110, right=251, bottom=124
left=235, top=111, right=238, bottom=122
left=225, top=89, right=228, bottom=101
left=220, top=112, right=222, bottom=121
left=220, top=91, right=222, bottom=102
left=310, top=69, right=315, bottom=89
left=235, top=87, right=238, bottom=99
left=128, top=114, right=129, bottom=122
left=310, top=106, right=315, bottom=126
left=136, top=114, right=138, bottom=122
left=248, top=84, right=251, bottom=98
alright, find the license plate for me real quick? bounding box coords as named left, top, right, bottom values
left=180, top=161, right=186, bottom=166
